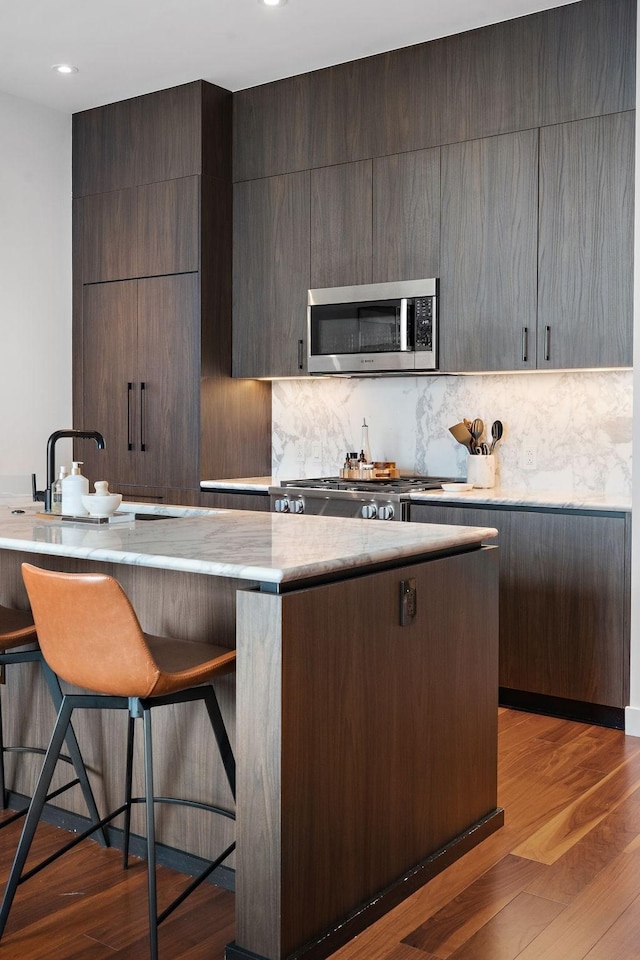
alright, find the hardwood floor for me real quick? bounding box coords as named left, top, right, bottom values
left=1, top=708, right=640, bottom=959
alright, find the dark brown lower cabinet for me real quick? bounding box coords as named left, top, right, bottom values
left=410, top=503, right=631, bottom=721
left=200, top=490, right=270, bottom=511
left=81, top=273, right=200, bottom=492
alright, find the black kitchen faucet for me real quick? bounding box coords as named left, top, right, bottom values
left=32, top=430, right=105, bottom=512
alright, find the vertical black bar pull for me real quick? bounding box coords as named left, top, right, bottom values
left=127, top=383, right=134, bottom=451
left=521, top=327, right=528, bottom=363
left=298, top=339, right=304, bottom=371
left=140, top=382, right=146, bottom=452
left=544, top=326, right=551, bottom=362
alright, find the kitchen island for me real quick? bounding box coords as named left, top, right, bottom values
left=0, top=501, right=500, bottom=960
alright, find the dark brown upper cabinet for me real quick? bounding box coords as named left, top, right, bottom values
left=307, top=46, right=445, bottom=171
left=232, top=43, right=444, bottom=182
left=230, top=0, right=635, bottom=378
left=538, top=0, right=636, bottom=127
left=310, top=161, right=373, bottom=290
left=440, top=130, right=539, bottom=372
left=366, top=42, right=444, bottom=160
left=232, top=0, right=635, bottom=185
left=310, top=152, right=441, bottom=291
left=233, top=73, right=312, bottom=183
left=80, top=187, right=138, bottom=284
left=233, top=171, right=310, bottom=379
left=308, top=59, right=381, bottom=171
left=73, top=80, right=231, bottom=197
left=538, top=111, right=635, bottom=370
left=232, top=150, right=440, bottom=377
left=441, top=15, right=541, bottom=145
left=372, top=149, right=440, bottom=283
left=82, top=177, right=200, bottom=283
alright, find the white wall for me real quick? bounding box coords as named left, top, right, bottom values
left=0, top=91, right=72, bottom=496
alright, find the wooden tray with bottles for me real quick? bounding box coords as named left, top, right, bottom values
left=340, top=462, right=400, bottom=481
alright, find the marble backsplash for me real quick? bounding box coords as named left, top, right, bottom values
left=272, top=370, right=632, bottom=499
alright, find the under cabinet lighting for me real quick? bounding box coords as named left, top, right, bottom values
left=259, top=0, right=287, bottom=6
left=51, top=64, right=79, bottom=75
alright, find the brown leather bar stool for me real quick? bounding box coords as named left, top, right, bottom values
left=0, top=564, right=236, bottom=960
left=0, top=603, right=104, bottom=830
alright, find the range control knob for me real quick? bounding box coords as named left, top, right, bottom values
left=361, top=503, right=378, bottom=519
left=289, top=497, right=304, bottom=514
left=274, top=498, right=290, bottom=513
left=378, top=504, right=395, bottom=521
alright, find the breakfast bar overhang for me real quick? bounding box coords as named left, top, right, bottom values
left=0, top=504, right=502, bottom=960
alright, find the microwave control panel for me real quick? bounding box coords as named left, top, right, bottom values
left=414, top=296, right=435, bottom=351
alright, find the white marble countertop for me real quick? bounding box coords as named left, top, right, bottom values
left=201, top=477, right=275, bottom=492
left=0, top=499, right=496, bottom=587
left=200, top=477, right=631, bottom=513
left=409, top=486, right=631, bottom=512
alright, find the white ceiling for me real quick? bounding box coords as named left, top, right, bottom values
left=0, top=0, right=578, bottom=115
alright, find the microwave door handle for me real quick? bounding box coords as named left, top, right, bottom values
left=400, top=299, right=408, bottom=351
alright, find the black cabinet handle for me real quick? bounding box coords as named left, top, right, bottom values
left=544, top=325, right=551, bottom=362
left=127, top=382, right=134, bottom=451
left=521, top=327, right=528, bottom=363
left=140, top=382, right=146, bottom=452
left=298, top=339, right=304, bottom=371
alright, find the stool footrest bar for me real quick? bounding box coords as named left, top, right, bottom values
left=157, top=840, right=236, bottom=927
left=19, top=802, right=129, bottom=884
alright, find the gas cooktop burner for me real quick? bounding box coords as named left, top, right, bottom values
left=280, top=476, right=452, bottom=494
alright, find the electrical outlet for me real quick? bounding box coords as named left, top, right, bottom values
left=311, top=441, right=322, bottom=461
left=521, top=445, right=537, bottom=470
left=295, top=440, right=305, bottom=461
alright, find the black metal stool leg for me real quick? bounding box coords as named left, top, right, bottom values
left=0, top=681, right=6, bottom=810
left=122, top=713, right=135, bottom=868
left=203, top=686, right=236, bottom=800
left=0, top=698, right=74, bottom=938
left=143, top=704, right=159, bottom=960
left=41, top=662, right=108, bottom=848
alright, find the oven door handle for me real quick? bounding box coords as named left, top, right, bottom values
left=400, top=299, right=409, bottom=351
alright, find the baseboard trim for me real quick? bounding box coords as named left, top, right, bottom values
left=499, top=687, right=625, bottom=730
left=225, top=807, right=504, bottom=960
left=624, top=705, right=640, bottom=737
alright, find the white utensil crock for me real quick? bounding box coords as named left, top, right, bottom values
left=467, top=454, right=496, bottom=489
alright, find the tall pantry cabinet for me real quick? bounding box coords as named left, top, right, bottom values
left=72, top=81, right=271, bottom=503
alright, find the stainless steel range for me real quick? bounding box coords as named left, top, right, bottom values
left=269, top=475, right=452, bottom=522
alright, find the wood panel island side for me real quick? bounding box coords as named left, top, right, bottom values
left=0, top=501, right=501, bottom=960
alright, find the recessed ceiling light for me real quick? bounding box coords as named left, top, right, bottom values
left=259, top=0, right=287, bottom=6
left=51, top=64, right=79, bottom=75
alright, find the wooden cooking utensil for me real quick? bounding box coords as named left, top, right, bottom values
left=449, top=423, right=473, bottom=449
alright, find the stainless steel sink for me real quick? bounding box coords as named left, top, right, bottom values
left=133, top=513, right=181, bottom=520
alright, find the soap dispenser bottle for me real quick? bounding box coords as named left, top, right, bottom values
left=51, top=466, right=68, bottom=515
left=61, top=462, right=89, bottom=517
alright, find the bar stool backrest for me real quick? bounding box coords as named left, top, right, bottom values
left=21, top=564, right=162, bottom=697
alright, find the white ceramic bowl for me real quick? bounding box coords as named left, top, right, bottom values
left=81, top=492, right=123, bottom=517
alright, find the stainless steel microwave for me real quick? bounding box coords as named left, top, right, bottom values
left=307, top=278, right=438, bottom=375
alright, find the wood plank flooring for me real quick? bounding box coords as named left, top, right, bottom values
left=1, top=708, right=640, bottom=959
